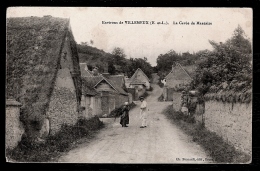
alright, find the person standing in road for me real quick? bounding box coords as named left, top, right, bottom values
left=139, top=96, right=148, bottom=128
left=120, top=102, right=130, bottom=127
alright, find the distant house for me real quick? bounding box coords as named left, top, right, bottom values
left=128, top=68, right=150, bottom=90
left=125, top=68, right=150, bottom=100
left=6, top=16, right=82, bottom=138
left=164, top=62, right=192, bottom=88
left=81, top=73, right=129, bottom=116
left=80, top=63, right=93, bottom=77
left=163, top=62, right=192, bottom=101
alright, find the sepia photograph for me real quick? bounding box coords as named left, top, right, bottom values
left=6, top=7, right=252, bottom=164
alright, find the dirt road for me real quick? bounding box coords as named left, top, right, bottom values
left=58, top=74, right=211, bottom=163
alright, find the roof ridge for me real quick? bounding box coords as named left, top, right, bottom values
left=130, top=68, right=150, bottom=82
left=93, top=76, right=119, bottom=93
left=176, top=63, right=192, bottom=79
left=165, top=62, right=192, bottom=79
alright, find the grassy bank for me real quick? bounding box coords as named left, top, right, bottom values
left=162, top=105, right=251, bottom=163
left=6, top=116, right=104, bottom=162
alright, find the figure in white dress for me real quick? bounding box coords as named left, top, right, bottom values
left=139, top=96, right=148, bottom=128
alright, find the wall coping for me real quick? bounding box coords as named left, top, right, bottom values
left=6, top=99, right=22, bottom=107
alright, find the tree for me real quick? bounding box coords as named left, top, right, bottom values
left=108, top=62, right=116, bottom=75
left=112, top=47, right=126, bottom=58
left=90, top=40, right=94, bottom=45
left=227, top=25, right=252, bottom=54
left=191, top=25, right=252, bottom=94
left=111, top=47, right=127, bottom=70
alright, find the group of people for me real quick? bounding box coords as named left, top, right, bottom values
left=119, top=96, right=148, bottom=128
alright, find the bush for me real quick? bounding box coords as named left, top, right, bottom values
left=6, top=116, right=104, bottom=162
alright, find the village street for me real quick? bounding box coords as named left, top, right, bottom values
left=58, top=74, right=211, bottom=163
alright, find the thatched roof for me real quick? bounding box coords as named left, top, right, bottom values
left=108, top=75, right=128, bottom=94
left=165, top=63, right=192, bottom=80
left=164, top=63, right=192, bottom=88
left=82, top=75, right=128, bottom=96
left=129, top=68, right=150, bottom=83
left=81, top=78, right=99, bottom=96
left=108, top=75, right=124, bottom=86
left=6, top=16, right=81, bottom=121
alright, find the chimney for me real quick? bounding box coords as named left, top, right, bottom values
left=102, top=63, right=110, bottom=78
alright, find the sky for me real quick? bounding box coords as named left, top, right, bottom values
left=7, top=7, right=252, bottom=66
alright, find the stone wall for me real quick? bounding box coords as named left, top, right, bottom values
left=46, top=69, right=78, bottom=135
left=195, top=100, right=252, bottom=155
left=6, top=99, right=24, bottom=150
left=46, top=86, right=78, bottom=135
left=172, top=92, right=182, bottom=111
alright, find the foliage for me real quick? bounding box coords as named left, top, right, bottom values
left=108, top=102, right=137, bottom=118
left=77, top=45, right=153, bottom=79
left=126, top=57, right=153, bottom=79
left=162, top=105, right=251, bottom=163
left=156, top=50, right=201, bottom=79
left=6, top=116, right=104, bottom=162
left=190, top=25, right=252, bottom=99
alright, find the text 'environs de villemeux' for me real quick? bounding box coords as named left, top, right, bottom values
left=102, top=21, right=150, bottom=24
left=102, top=21, right=212, bottom=25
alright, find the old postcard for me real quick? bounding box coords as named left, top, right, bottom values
left=6, top=7, right=252, bottom=164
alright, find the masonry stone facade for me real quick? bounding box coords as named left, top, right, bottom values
left=46, top=69, right=78, bottom=135
left=6, top=99, right=24, bottom=150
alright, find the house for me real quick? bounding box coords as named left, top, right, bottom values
left=81, top=73, right=129, bottom=116
left=126, top=68, right=150, bottom=100
left=80, top=63, right=94, bottom=77
left=81, top=78, right=102, bottom=118
left=6, top=16, right=82, bottom=138
left=163, top=62, right=192, bottom=101
left=106, top=75, right=131, bottom=106
left=128, top=68, right=150, bottom=89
